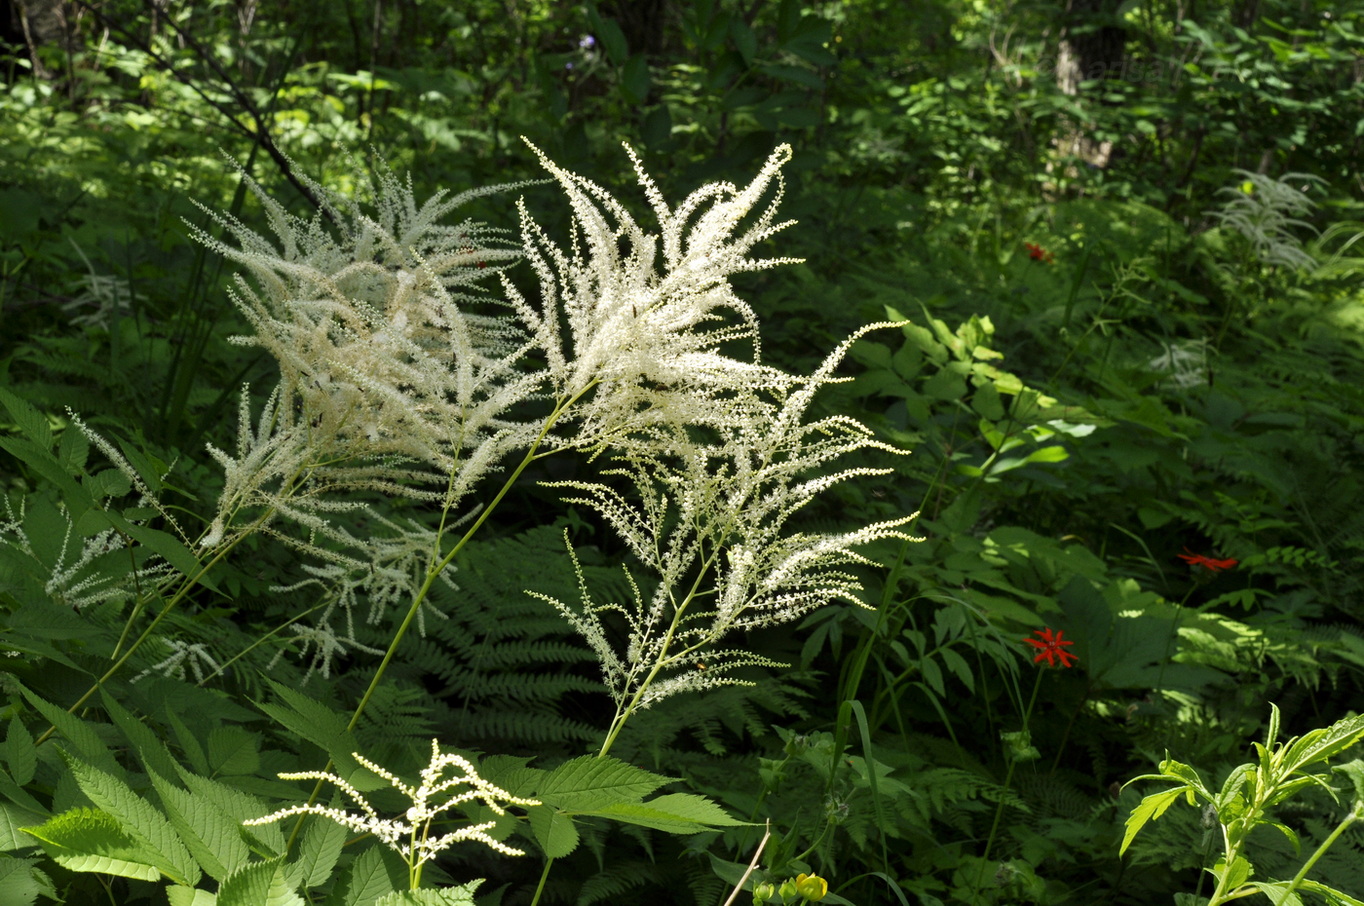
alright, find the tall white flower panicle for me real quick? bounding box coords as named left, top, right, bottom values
left=536, top=323, right=920, bottom=717
left=190, top=160, right=552, bottom=673
left=188, top=157, right=541, bottom=477
left=509, top=141, right=804, bottom=450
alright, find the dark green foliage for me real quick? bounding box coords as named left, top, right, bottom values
left=5, top=1, right=1364, bottom=904
left=410, top=525, right=615, bottom=756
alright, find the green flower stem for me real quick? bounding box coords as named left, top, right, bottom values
left=286, top=384, right=596, bottom=857
left=529, top=856, right=555, bottom=906
left=595, top=523, right=730, bottom=759
left=36, top=529, right=249, bottom=747
left=979, top=666, right=1044, bottom=874
left=1265, top=800, right=1363, bottom=906
left=198, top=599, right=332, bottom=685
left=345, top=385, right=593, bottom=735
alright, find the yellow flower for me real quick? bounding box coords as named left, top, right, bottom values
left=795, top=873, right=828, bottom=902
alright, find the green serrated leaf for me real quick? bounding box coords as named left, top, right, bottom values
left=528, top=805, right=579, bottom=859
left=19, top=687, right=119, bottom=775
left=218, top=856, right=303, bottom=906
left=167, top=887, right=218, bottom=906
left=257, top=681, right=365, bottom=784
left=5, top=720, right=36, bottom=788
left=207, top=727, right=261, bottom=777
left=99, top=690, right=181, bottom=782
left=151, top=770, right=249, bottom=882
left=1299, top=878, right=1364, bottom=906
left=373, top=883, right=481, bottom=906
left=578, top=793, right=745, bottom=834
left=0, top=438, right=91, bottom=507
left=0, top=389, right=53, bottom=448
left=295, top=810, right=347, bottom=888
left=0, top=853, right=56, bottom=906
left=165, top=709, right=210, bottom=776
left=1281, top=713, right=1364, bottom=776
left=1120, top=786, right=1187, bottom=856
left=64, top=753, right=201, bottom=886
left=534, top=756, right=675, bottom=811
left=329, top=844, right=403, bottom=906
left=22, top=807, right=162, bottom=882
left=0, top=802, right=45, bottom=852
left=1211, top=855, right=1252, bottom=890
left=173, top=767, right=280, bottom=858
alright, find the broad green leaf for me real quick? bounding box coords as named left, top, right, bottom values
left=327, top=844, right=404, bottom=906
left=1209, top=855, right=1252, bottom=890
left=257, top=681, right=366, bottom=785
left=103, top=516, right=201, bottom=581
left=294, top=810, right=347, bottom=888
left=64, top=754, right=200, bottom=886
left=0, top=388, right=52, bottom=448
left=165, top=710, right=211, bottom=776
left=207, top=727, right=260, bottom=777
left=534, top=756, right=675, bottom=811
left=1334, top=759, right=1364, bottom=804
left=1158, top=759, right=1212, bottom=799
left=1120, top=786, right=1187, bottom=856
left=528, top=805, right=579, bottom=859
left=0, top=802, right=45, bottom=852
left=99, top=690, right=181, bottom=782
left=173, top=767, right=280, bottom=858
left=578, top=793, right=746, bottom=834
left=0, top=854, right=55, bottom=906
left=5, top=719, right=36, bottom=787
left=0, top=438, right=91, bottom=506
left=19, top=687, right=119, bottom=775
left=373, top=884, right=481, bottom=906
left=150, top=770, right=249, bottom=882
left=22, top=807, right=162, bottom=882
left=1298, top=879, right=1364, bottom=906
left=167, top=887, right=218, bottom=906
left=1280, top=713, right=1364, bottom=776
left=218, top=856, right=303, bottom=906
left=0, top=767, right=49, bottom=816
left=1245, top=881, right=1301, bottom=905
left=621, top=55, right=650, bottom=105
left=1023, top=445, right=1068, bottom=464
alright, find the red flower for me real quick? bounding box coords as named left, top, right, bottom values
left=1024, top=628, right=1078, bottom=668
left=1177, top=549, right=1238, bottom=572
left=1024, top=242, right=1055, bottom=263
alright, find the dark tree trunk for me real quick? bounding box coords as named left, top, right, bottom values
left=4, top=0, right=72, bottom=78
left=1054, top=0, right=1129, bottom=168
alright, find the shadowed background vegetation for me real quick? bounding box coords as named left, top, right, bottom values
left=2, top=0, right=1364, bottom=904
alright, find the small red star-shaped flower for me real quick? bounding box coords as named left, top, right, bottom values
left=1177, top=549, right=1238, bottom=572
left=1024, top=628, right=1078, bottom=668
left=1024, top=242, right=1055, bottom=263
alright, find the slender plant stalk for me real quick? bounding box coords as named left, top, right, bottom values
left=36, top=530, right=251, bottom=746
left=979, top=667, right=1044, bottom=877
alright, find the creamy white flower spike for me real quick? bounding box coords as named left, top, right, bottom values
left=245, top=739, right=538, bottom=872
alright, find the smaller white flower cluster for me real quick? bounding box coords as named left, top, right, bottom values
left=244, top=739, right=538, bottom=867
left=1147, top=337, right=1210, bottom=390
left=132, top=638, right=222, bottom=684
left=1211, top=169, right=1324, bottom=271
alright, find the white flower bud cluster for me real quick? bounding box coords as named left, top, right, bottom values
left=244, top=739, right=538, bottom=867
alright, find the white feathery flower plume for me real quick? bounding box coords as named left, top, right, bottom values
left=1210, top=169, right=1324, bottom=270
left=245, top=739, right=538, bottom=883
left=535, top=323, right=921, bottom=750
left=511, top=141, right=804, bottom=451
